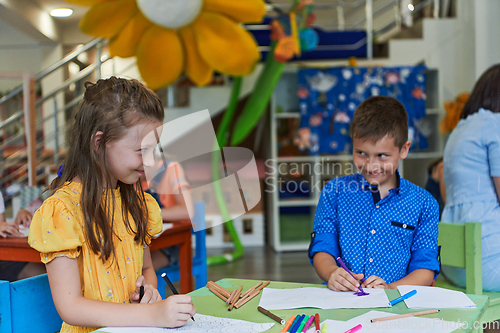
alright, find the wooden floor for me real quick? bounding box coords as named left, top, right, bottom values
left=206, top=246, right=321, bottom=285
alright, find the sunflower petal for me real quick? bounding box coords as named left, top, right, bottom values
left=179, top=27, right=213, bottom=86
left=64, top=0, right=110, bottom=5
left=193, top=12, right=260, bottom=76
left=109, top=12, right=151, bottom=58
left=203, top=0, right=266, bottom=23
left=79, top=0, right=137, bottom=38
left=136, top=26, right=184, bottom=90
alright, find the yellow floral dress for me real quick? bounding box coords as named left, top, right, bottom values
left=28, top=182, right=162, bottom=333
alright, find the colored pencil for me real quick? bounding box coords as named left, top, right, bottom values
left=227, top=288, right=238, bottom=304
left=228, top=286, right=242, bottom=311
left=207, top=285, right=228, bottom=303
left=234, top=289, right=260, bottom=308
left=207, top=281, right=231, bottom=297
left=241, top=281, right=263, bottom=298
left=370, top=309, right=440, bottom=323
left=256, top=280, right=271, bottom=291
left=207, top=281, right=231, bottom=298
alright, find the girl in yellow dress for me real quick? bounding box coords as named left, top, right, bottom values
left=28, top=77, right=196, bottom=333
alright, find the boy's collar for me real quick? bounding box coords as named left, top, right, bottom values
left=358, top=169, right=404, bottom=195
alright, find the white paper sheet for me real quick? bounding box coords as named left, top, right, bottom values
left=397, top=285, right=476, bottom=309
left=305, top=311, right=464, bottom=333
left=99, top=314, right=274, bottom=332
left=152, top=223, right=175, bottom=238
left=258, top=287, right=390, bottom=310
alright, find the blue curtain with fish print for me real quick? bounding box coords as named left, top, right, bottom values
left=297, top=66, right=428, bottom=155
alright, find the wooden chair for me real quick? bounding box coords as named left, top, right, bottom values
left=436, top=222, right=500, bottom=327
left=0, top=274, right=62, bottom=333
left=156, top=201, right=207, bottom=299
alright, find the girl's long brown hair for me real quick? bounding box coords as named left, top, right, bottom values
left=49, top=77, right=164, bottom=261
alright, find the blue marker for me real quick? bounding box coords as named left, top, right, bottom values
left=388, top=289, right=417, bottom=307
left=287, top=315, right=302, bottom=333
left=290, top=314, right=305, bottom=333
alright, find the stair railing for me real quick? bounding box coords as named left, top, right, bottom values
left=0, top=38, right=109, bottom=189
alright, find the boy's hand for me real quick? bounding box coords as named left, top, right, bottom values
left=362, top=275, right=388, bottom=289
left=155, top=295, right=196, bottom=328
left=327, top=266, right=365, bottom=292
left=14, top=209, right=33, bottom=228
left=130, top=275, right=162, bottom=303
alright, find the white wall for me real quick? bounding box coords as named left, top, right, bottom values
left=39, top=44, right=65, bottom=151
left=473, top=0, right=500, bottom=79
left=385, top=0, right=476, bottom=106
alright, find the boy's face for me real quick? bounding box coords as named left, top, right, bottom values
left=352, top=134, right=411, bottom=188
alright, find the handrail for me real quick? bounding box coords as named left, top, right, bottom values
left=36, top=63, right=101, bottom=107
left=0, top=38, right=103, bottom=108
left=350, top=0, right=398, bottom=29
left=34, top=38, right=103, bottom=82
left=0, top=37, right=107, bottom=187
left=0, top=111, right=24, bottom=131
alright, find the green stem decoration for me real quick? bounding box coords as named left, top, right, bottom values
left=207, top=42, right=285, bottom=265
left=207, top=77, right=244, bottom=265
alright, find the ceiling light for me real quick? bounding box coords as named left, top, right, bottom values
left=408, top=4, right=415, bottom=11
left=50, top=8, right=73, bottom=17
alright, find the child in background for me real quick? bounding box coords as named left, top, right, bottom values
left=441, top=64, right=500, bottom=293
left=140, top=159, right=193, bottom=269
left=309, top=96, right=439, bottom=291
left=28, top=77, right=196, bottom=333
left=0, top=191, right=46, bottom=281
left=0, top=190, right=21, bottom=237
left=424, top=157, right=445, bottom=218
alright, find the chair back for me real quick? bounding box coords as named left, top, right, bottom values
left=0, top=280, right=12, bottom=332
left=1, top=274, right=62, bottom=333
left=438, top=222, right=482, bottom=295
left=156, top=201, right=207, bottom=298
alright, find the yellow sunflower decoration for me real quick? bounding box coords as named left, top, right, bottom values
left=67, top=0, right=266, bottom=89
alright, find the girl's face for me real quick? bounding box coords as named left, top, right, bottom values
left=105, top=120, right=162, bottom=188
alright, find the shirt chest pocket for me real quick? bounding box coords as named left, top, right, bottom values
left=390, top=221, right=416, bottom=244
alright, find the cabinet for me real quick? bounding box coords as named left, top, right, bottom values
left=266, top=65, right=444, bottom=252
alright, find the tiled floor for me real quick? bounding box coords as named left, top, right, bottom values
left=206, top=246, right=321, bottom=285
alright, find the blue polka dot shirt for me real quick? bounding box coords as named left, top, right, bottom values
left=309, top=171, right=440, bottom=284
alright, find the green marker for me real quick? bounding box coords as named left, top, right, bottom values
left=296, top=315, right=309, bottom=333
left=322, top=322, right=328, bottom=333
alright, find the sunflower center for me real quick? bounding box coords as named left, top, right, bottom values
left=137, top=0, right=203, bottom=29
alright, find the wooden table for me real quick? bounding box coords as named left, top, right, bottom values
left=0, top=220, right=193, bottom=294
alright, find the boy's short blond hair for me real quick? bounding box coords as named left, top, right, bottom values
left=350, top=96, right=408, bottom=149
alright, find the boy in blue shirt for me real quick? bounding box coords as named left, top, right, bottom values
left=309, top=96, right=439, bottom=291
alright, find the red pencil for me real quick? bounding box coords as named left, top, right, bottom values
left=315, top=313, right=320, bottom=333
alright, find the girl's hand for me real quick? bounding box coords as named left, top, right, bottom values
left=130, top=275, right=162, bottom=303
left=362, top=275, right=388, bottom=289
left=0, top=222, right=21, bottom=238
left=327, top=266, right=365, bottom=292
left=156, top=295, right=196, bottom=328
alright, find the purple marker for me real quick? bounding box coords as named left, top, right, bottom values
left=336, top=257, right=369, bottom=296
